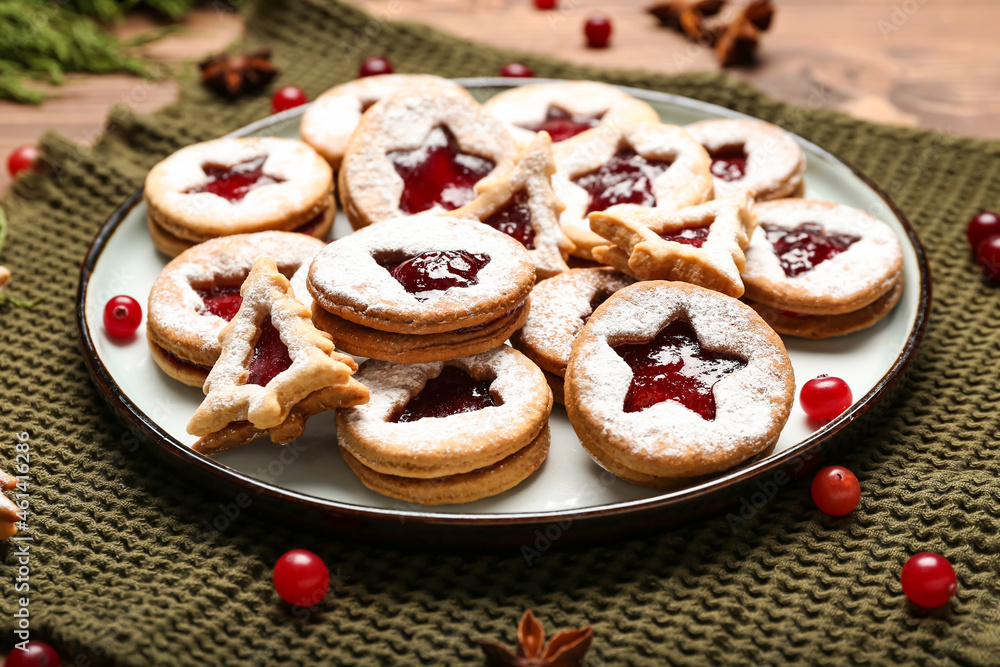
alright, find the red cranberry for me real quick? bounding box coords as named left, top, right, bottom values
left=500, top=62, right=534, bottom=78
left=358, top=55, right=393, bottom=78
left=534, top=0, right=557, bottom=9
left=273, top=549, right=330, bottom=607
left=966, top=211, right=1000, bottom=250
left=975, top=235, right=1000, bottom=282
left=7, top=145, right=39, bottom=178
left=103, top=295, right=142, bottom=339
left=810, top=466, right=861, bottom=515
left=584, top=14, right=613, bottom=48
left=901, top=553, right=957, bottom=608
left=6, top=641, right=60, bottom=667
left=271, top=85, right=308, bottom=113
left=799, top=375, right=852, bottom=422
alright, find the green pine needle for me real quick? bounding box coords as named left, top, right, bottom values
left=0, top=0, right=238, bottom=104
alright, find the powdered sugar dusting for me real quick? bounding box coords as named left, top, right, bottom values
left=300, top=75, right=466, bottom=162
left=338, top=346, right=550, bottom=467
left=742, top=200, right=903, bottom=300
left=308, top=215, right=534, bottom=325
left=485, top=81, right=659, bottom=147
left=340, top=89, right=516, bottom=223
left=147, top=232, right=323, bottom=355
left=570, top=282, right=793, bottom=461
left=685, top=119, right=805, bottom=199
left=553, top=122, right=712, bottom=240
left=519, top=268, right=633, bottom=372
left=145, top=138, right=332, bottom=234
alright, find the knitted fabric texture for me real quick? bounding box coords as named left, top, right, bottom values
left=2, top=0, right=1000, bottom=664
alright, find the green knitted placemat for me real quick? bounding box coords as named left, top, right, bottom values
left=2, top=0, right=1000, bottom=664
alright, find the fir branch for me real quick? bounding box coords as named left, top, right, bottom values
left=0, top=0, right=180, bottom=104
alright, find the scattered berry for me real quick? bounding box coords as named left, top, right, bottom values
left=271, top=85, right=308, bottom=114
left=800, top=375, right=852, bottom=422
left=359, top=55, right=393, bottom=78
left=6, top=641, right=60, bottom=667
left=500, top=62, right=535, bottom=78
left=901, top=552, right=957, bottom=608
left=7, top=145, right=39, bottom=178
left=534, top=0, right=557, bottom=9
left=584, top=14, right=613, bottom=48
left=966, top=211, right=1000, bottom=250
left=103, top=295, right=142, bottom=339
left=273, top=549, right=330, bottom=607
left=975, top=235, right=1000, bottom=282
left=811, top=466, right=861, bottom=515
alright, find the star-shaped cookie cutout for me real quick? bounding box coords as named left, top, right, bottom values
left=449, top=132, right=574, bottom=279
left=187, top=257, right=369, bottom=454
left=0, top=466, right=22, bottom=539
left=589, top=185, right=757, bottom=297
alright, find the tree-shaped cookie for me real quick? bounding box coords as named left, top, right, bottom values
left=448, top=132, right=574, bottom=279
left=187, top=257, right=369, bottom=454
left=589, top=186, right=757, bottom=297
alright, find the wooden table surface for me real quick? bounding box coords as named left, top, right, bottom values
left=1, top=0, right=998, bottom=195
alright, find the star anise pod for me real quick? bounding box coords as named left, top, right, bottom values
left=648, top=0, right=773, bottom=65
left=648, top=0, right=725, bottom=42
left=199, top=47, right=279, bottom=99
left=715, top=13, right=761, bottom=67
left=477, top=610, right=593, bottom=667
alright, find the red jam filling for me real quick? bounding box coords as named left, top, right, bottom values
left=382, top=250, right=490, bottom=302
left=158, top=346, right=212, bottom=373
left=391, top=365, right=497, bottom=422
left=612, top=319, right=747, bottom=419
left=521, top=106, right=604, bottom=143
left=186, top=156, right=283, bottom=203
left=197, top=286, right=243, bottom=321
left=659, top=225, right=711, bottom=248
left=762, top=222, right=859, bottom=277
left=581, top=289, right=614, bottom=324
left=573, top=148, right=672, bottom=214
left=292, top=208, right=327, bottom=237
left=482, top=189, right=535, bottom=249
left=452, top=306, right=517, bottom=335
left=778, top=309, right=812, bottom=319
left=388, top=126, right=496, bottom=214
left=708, top=145, right=748, bottom=182
left=247, top=315, right=292, bottom=386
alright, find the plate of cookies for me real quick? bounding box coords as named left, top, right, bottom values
left=77, top=77, right=929, bottom=544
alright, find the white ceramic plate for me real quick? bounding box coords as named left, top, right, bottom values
left=77, top=79, right=929, bottom=536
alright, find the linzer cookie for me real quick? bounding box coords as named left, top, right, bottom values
left=145, top=137, right=334, bottom=257
left=300, top=74, right=471, bottom=169
left=564, top=281, right=795, bottom=488
left=187, top=257, right=369, bottom=455
left=448, top=132, right=574, bottom=279
left=552, top=122, right=713, bottom=260
left=589, top=186, right=757, bottom=297
left=741, top=199, right=904, bottom=337
left=308, top=215, right=535, bottom=362
left=338, top=89, right=517, bottom=230
left=146, top=232, right=324, bottom=387
left=483, top=81, right=659, bottom=148
left=511, top=268, right=633, bottom=403
left=336, top=346, right=552, bottom=505
left=685, top=119, right=806, bottom=201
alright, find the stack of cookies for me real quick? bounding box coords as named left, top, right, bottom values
left=139, top=74, right=905, bottom=502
